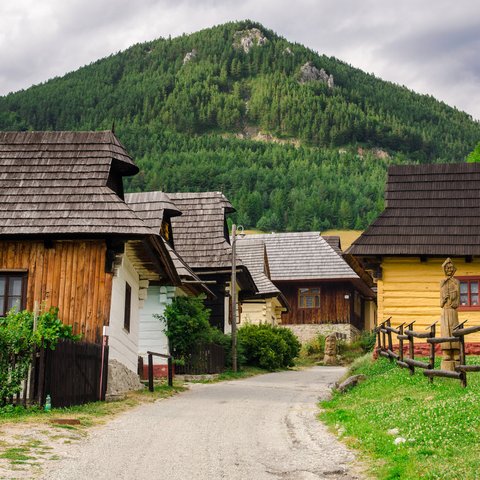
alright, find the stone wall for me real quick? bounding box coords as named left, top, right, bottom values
left=283, top=324, right=361, bottom=344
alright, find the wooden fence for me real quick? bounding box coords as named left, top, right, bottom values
left=377, top=318, right=480, bottom=387
left=30, top=339, right=108, bottom=408
left=174, top=343, right=226, bottom=375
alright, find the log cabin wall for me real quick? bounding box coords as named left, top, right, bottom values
left=0, top=240, right=112, bottom=343
left=278, top=281, right=352, bottom=325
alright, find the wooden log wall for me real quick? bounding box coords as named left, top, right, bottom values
left=377, top=257, right=480, bottom=344
left=278, top=282, right=352, bottom=325
left=0, top=240, right=112, bottom=343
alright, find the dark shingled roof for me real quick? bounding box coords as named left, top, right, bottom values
left=125, top=191, right=182, bottom=233
left=125, top=191, right=211, bottom=294
left=166, top=192, right=236, bottom=269
left=348, top=163, right=480, bottom=256
left=322, top=236, right=342, bottom=255
left=236, top=240, right=280, bottom=297
left=0, top=131, right=152, bottom=237
left=238, top=232, right=358, bottom=281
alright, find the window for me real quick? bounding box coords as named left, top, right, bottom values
left=0, top=273, right=27, bottom=317
left=298, top=288, right=320, bottom=309
left=124, top=282, right=132, bottom=332
left=458, top=277, right=480, bottom=309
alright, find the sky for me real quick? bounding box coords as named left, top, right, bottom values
left=1, top=0, right=479, bottom=120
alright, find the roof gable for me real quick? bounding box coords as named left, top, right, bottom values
left=166, top=192, right=235, bottom=269
left=236, top=240, right=280, bottom=296
left=349, top=163, right=480, bottom=256
left=126, top=191, right=181, bottom=233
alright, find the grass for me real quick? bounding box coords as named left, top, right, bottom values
left=320, top=355, right=480, bottom=479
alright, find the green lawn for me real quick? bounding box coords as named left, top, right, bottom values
left=320, top=356, right=480, bottom=479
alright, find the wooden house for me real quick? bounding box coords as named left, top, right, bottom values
left=348, top=163, right=480, bottom=346
left=235, top=240, right=289, bottom=325
left=166, top=192, right=257, bottom=332
left=0, top=131, right=180, bottom=391
left=238, top=232, right=375, bottom=342
left=126, top=191, right=212, bottom=377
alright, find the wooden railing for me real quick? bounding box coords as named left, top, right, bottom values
left=147, top=351, right=173, bottom=391
left=377, top=318, right=480, bottom=387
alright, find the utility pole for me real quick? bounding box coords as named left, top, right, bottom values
left=231, top=223, right=238, bottom=372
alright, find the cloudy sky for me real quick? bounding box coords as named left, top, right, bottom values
left=1, top=0, right=479, bottom=120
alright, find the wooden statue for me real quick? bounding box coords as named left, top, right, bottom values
left=440, top=258, right=460, bottom=371
left=323, top=334, right=337, bottom=365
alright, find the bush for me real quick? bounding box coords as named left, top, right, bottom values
left=0, top=307, right=79, bottom=404
left=302, top=334, right=326, bottom=357
left=159, top=296, right=231, bottom=364
left=237, top=324, right=300, bottom=370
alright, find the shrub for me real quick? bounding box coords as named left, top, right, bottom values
left=237, top=323, right=300, bottom=370
left=302, top=334, right=326, bottom=357
left=0, top=307, right=79, bottom=404
left=272, top=326, right=301, bottom=367
left=159, top=296, right=231, bottom=364
left=159, top=296, right=212, bottom=361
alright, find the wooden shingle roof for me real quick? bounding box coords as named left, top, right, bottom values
left=166, top=192, right=236, bottom=269
left=0, top=131, right=152, bottom=237
left=236, top=241, right=280, bottom=297
left=125, top=191, right=211, bottom=294
left=125, top=191, right=182, bottom=233
left=238, top=232, right=359, bottom=281
left=348, top=163, right=480, bottom=256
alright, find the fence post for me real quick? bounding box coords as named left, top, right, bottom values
left=387, top=319, right=394, bottom=362
left=407, top=322, right=415, bottom=376
left=148, top=353, right=154, bottom=392
left=398, top=324, right=404, bottom=364
left=459, top=328, right=467, bottom=388
left=376, top=322, right=382, bottom=353
left=37, top=343, right=46, bottom=406
left=167, top=357, right=173, bottom=387
left=428, top=322, right=437, bottom=384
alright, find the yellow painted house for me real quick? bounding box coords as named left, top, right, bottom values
left=348, top=163, right=480, bottom=344
left=236, top=240, right=288, bottom=325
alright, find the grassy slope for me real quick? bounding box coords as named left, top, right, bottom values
left=321, top=357, right=480, bottom=479
left=321, top=229, right=363, bottom=250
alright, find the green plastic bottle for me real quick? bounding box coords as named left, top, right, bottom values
left=45, top=394, right=51, bottom=412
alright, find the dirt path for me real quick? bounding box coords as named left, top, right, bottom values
left=32, top=366, right=362, bottom=480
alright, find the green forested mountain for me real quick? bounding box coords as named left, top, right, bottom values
left=1, top=20, right=479, bottom=230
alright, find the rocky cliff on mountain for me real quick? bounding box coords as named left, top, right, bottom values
left=233, top=28, right=268, bottom=53
left=299, top=61, right=334, bottom=88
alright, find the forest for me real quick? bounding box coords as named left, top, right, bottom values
left=1, top=20, right=479, bottom=230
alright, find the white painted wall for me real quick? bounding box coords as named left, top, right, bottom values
left=139, top=285, right=175, bottom=361
left=108, top=254, right=141, bottom=373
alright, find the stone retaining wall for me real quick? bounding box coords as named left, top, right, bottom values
left=282, top=324, right=361, bottom=344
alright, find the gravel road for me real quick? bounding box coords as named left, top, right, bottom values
left=41, top=367, right=361, bottom=480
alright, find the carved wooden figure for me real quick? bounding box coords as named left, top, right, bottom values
left=440, top=258, right=460, bottom=371
left=323, top=334, right=337, bottom=365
